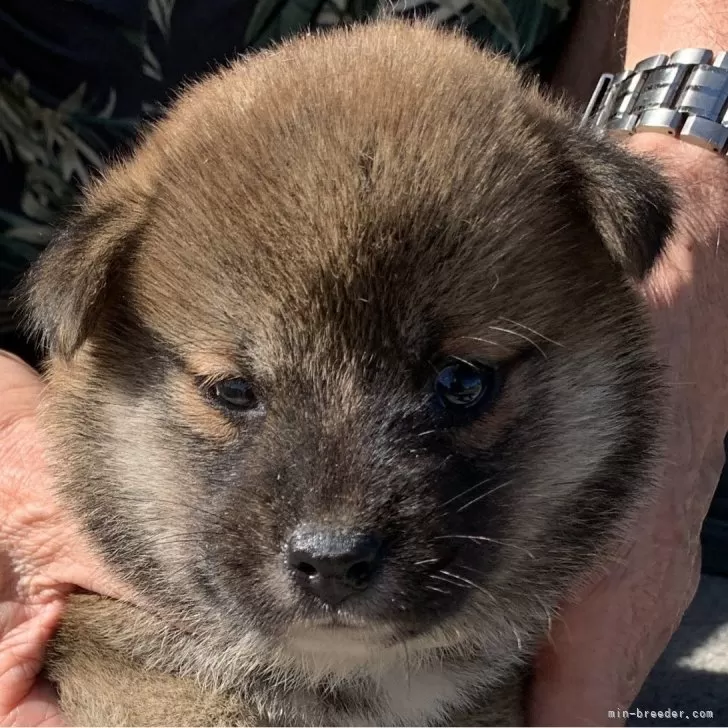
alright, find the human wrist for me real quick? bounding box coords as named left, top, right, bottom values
left=625, top=0, right=728, bottom=69
left=621, top=130, right=728, bottom=428
left=623, top=133, right=728, bottom=258
left=625, top=132, right=728, bottom=194
left=610, top=0, right=728, bottom=218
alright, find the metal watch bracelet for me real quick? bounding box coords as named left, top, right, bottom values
left=581, top=48, right=728, bottom=155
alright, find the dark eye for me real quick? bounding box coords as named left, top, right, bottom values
left=207, top=378, right=258, bottom=411
left=434, top=359, right=499, bottom=412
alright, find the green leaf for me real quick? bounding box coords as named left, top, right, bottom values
left=0, top=225, right=51, bottom=259
left=244, top=0, right=286, bottom=46
left=541, top=0, right=570, bottom=22
left=143, top=44, right=163, bottom=81
left=314, top=0, right=376, bottom=25
left=97, top=88, right=118, bottom=120
left=149, top=0, right=176, bottom=38
left=0, top=130, right=11, bottom=160
left=57, top=82, right=88, bottom=116
left=0, top=209, right=42, bottom=229
left=20, top=190, right=56, bottom=223
left=245, top=0, right=324, bottom=48
left=11, top=72, right=30, bottom=97
left=59, top=142, right=87, bottom=183
left=315, top=0, right=349, bottom=25
left=141, top=100, right=164, bottom=117
left=470, top=0, right=521, bottom=55
left=0, top=95, right=26, bottom=131
left=121, top=28, right=146, bottom=50
left=26, top=165, right=67, bottom=196
left=57, top=128, right=103, bottom=170
left=13, top=136, right=50, bottom=167
left=4, top=224, right=53, bottom=244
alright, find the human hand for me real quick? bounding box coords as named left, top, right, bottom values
left=0, top=351, right=129, bottom=726
left=527, top=136, right=728, bottom=725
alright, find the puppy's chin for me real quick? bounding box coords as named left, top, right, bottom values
left=205, top=577, right=476, bottom=671
left=286, top=623, right=397, bottom=659
left=282, top=620, right=468, bottom=675
left=214, top=594, right=464, bottom=659
left=263, top=580, right=488, bottom=666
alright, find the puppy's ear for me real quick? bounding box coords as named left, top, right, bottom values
left=570, top=134, right=675, bottom=279
left=21, top=167, right=150, bottom=361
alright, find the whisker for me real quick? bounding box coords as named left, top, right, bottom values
left=438, top=570, right=497, bottom=604
left=436, top=454, right=454, bottom=471
left=511, top=625, right=523, bottom=651
left=140, top=533, right=213, bottom=547
left=433, top=534, right=535, bottom=560
left=488, top=325, right=547, bottom=359
left=440, top=476, right=496, bottom=509
left=498, top=317, right=564, bottom=348
left=424, top=585, right=451, bottom=596
left=126, top=531, right=214, bottom=547
left=451, top=335, right=510, bottom=352
left=455, top=480, right=514, bottom=513
left=159, top=560, right=211, bottom=584
left=430, top=574, right=469, bottom=589
left=401, top=640, right=411, bottom=696
left=413, top=558, right=440, bottom=566
left=458, top=564, right=490, bottom=577
left=447, top=354, right=481, bottom=370
left=533, top=595, right=555, bottom=641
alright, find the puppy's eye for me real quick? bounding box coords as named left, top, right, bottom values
left=208, top=378, right=258, bottom=411
left=434, top=359, right=499, bottom=412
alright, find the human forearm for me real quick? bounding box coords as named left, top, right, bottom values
left=626, top=0, right=728, bottom=67
left=529, top=3, right=728, bottom=725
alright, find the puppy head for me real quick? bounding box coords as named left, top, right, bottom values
left=25, top=21, right=671, bottom=672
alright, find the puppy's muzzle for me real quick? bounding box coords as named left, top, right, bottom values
left=287, top=527, right=384, bottom=606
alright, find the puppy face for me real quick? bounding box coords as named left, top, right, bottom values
left=26, top=21, right=671, bottom=671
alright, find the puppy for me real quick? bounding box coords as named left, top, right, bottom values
left=24, top=19, right=673, bottom=727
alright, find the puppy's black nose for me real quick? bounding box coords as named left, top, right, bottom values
left=287, top=528, right=383, bottom=606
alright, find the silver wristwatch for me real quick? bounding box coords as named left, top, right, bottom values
left=581, top=48, right=728, bottom=154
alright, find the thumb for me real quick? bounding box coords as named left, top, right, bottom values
left=0, top=602, right=66, bottom=727
left=0, top=349, right=134, bottom=601
left=0, top=351, right=43, bottom=422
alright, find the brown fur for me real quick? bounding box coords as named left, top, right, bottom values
left=23, top=19, right=673, bottom=726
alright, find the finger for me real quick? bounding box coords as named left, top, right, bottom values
left=1, top=679, right=65, bottom=728
left=0, top=352, right=43, bottom=429
left=0, top=601, right=65, bottom=726
left=0, top=350, right=39, bottom=380
left=0, top=351, right=132, bottom=602
left=0, top=351, right=41, bottom=392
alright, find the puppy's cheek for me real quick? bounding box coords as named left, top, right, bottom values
left=452, top=366, right=529, bottom=452
left=167, top=372, right=241, bottom=444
